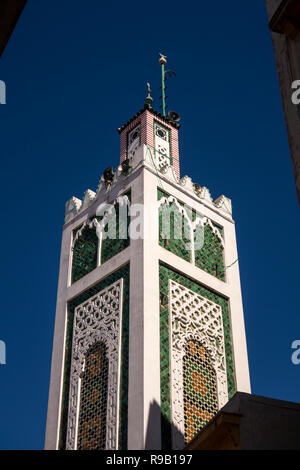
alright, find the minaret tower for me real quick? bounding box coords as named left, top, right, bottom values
left=45, top=55, right=251, bottom=450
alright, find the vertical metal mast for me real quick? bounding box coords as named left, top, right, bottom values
left=158, top=53, right=167, bottom=116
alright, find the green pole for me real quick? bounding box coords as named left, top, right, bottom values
left=161, top=62, right=166, bottom=116
left=159, top=53, right=167, bottom=116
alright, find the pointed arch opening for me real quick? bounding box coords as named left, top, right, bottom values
left=158, top=197, right=192, bottom=262
left=194, top=222, right=225, bottom=280
left=71, top=224, right=98, bottom=283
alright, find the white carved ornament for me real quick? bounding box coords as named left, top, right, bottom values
left=66, top=279, right=123, bottom=450
left=154, top=123, right=171, bottom=171
left=72, top=195, right=130, bottom=248
left=169, top=280, right=228, bottom=450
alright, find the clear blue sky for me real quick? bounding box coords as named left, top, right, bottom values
left=0, top=0, right=299, bottom=450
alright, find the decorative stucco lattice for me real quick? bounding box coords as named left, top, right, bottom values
left=66, top=279, right=123, bottom=450
left=59, top=265, right=129, bottom=451
left=169, top=280, right=228, bottom=449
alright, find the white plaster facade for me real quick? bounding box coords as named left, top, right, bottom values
left=45, top=113, right=251, bottom=450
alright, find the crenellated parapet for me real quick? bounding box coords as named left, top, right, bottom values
left=64, top=144, right=232, bottom=224
left=65, top=197, right=83, bottom=223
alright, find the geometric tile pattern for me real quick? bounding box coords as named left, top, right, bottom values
left=183, top=340, right=219, bottom=444
left=154, top=121, right=171, bottom=171
left=77, top=342, right=108, bottom=450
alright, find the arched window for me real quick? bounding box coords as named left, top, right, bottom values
left=77, top=342, right=109, bottom=450
left=72, top=225, right=98, bottom=283
left=183, top=340, right=218, bottom=444
left=159, top=201, right=191, bottom=262
left=101, top=202, right=130, bottom=264
left=194, top=224, right=225, bottom=280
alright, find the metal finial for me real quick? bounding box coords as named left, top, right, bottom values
left=145, top=82, right=153, bottom=107
left=158, top=53, right=167, bottom=66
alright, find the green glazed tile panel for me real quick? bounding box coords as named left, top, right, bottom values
left=101, top=201, right=130, bottom=264
left=158, top=188, right=169, bottom=201
left=71, top=225, right=98, bottom=283
left=71, top=191, right=131, bottom=284
left=59, top=264, right=130, bottom=450
left=212, top=223, right=223, bottom=237
left=159, top=203, right=191, bottom=263
left=158, top=188, right=225, bottom=281
left=194, top=224, right=225, bottom=281
left=159, top=264, right=236, bottom=449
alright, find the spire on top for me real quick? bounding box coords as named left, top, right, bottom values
left=145, top=82, right=153, bottom=107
